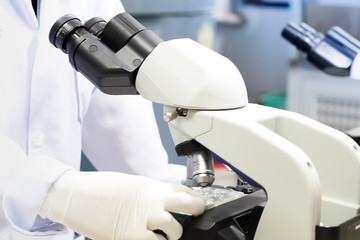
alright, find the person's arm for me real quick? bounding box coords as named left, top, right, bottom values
left=75, top=0, right=185, bottom=182
left=81, top=90, right=186, bottom=183
left=0, top=135, right=72, bottom=238
left=1, top=135, right=207, bottom=240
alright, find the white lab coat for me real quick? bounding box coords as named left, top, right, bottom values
left=0, top=0, right=185, bottom=239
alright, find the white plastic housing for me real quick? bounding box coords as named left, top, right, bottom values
left=136, top=39, right=248, bottom=110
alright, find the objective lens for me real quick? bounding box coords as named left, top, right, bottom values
left=187, top=149, right=215, bottom=187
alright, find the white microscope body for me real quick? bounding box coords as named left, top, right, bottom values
left=136, top=39, right=360, bottom=240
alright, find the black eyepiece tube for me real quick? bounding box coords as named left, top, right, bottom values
left=49, top=14, right=86, bottom=53
left=101, top=13, right=146, bottom=52
left=281, top=22, right=317, bottom=53
left=85, top=17, right=107, bottom=37
left=299, top=22, right=318, bottom=36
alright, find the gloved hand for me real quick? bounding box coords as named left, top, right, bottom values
left=39, top=170, right=207, bottom=240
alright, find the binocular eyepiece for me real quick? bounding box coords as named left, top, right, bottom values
left=282, top=21, right=360, bottom=76
left=49, top=14, right=85, bottom=53
left=49, top=13, right=163, bottom=95
left=281, top=22, right=324, bottom=53
left=49, top=13, right=152, bottom=53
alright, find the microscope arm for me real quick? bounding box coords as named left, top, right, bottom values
left=164, top=103, right=360, bottom=240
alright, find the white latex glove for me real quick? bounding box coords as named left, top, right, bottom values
left=39, top=170, right=207, bottom=240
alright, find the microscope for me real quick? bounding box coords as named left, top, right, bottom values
left=282, top=22, right=360, bottom=168
left=50, top=13, right=360, bottom=240
left=282, top=22, right=360, bottom=79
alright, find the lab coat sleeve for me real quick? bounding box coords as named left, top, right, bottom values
left=0, top=135, right=73, bottom=239
left=81, top=89, right=186, bottom=183
left=78, top=0, right=125, bottom=22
